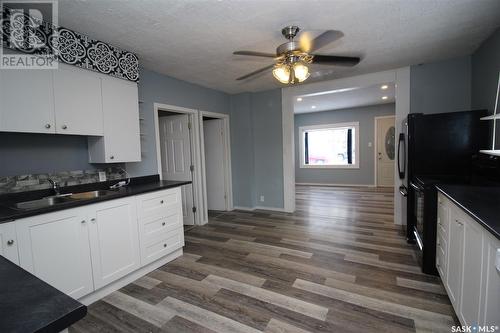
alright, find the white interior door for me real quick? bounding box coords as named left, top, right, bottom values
left=203, top=119, right=227, bottom=211
left=376, top=116, right=396, bottom=187
left=159, top=114, right=195, bottom=225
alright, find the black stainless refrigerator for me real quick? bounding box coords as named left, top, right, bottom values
left=397, top=110, right=488, bottom=274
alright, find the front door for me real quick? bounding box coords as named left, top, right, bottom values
left=159, top=114, right=195, bottom=225
left=376, top=116, right=396, bottom=187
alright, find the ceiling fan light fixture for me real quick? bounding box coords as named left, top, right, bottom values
left=272, top=64, right=290, bottom=84
left=293, top=62, right=310, bottom=83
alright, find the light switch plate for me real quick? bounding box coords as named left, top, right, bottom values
left=98, top=171, right=106, bottom=182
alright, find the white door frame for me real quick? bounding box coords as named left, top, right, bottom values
left=153, top=102, right=204, bottom=225
left=281, top=67, right=410, bottom=226
left=199, top=111, right=233, bottom=223
left=374, top=115, right=396, bottom=187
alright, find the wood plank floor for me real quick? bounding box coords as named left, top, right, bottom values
left=70, top=185, right=458, bottom=333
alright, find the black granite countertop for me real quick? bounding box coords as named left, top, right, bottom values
left=0, top=175, right=191, bottom=223
left=0, top=256, right=87, bottom=333
left=436, top=184, right=500, bottom=240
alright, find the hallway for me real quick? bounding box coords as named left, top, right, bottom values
left=71, top=186, right=457, bottom=333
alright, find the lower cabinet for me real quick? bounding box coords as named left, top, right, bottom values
left=437, top=193, right=500, bottom=327
left=16, top=208, right=94, bottom=299
left=6, top=188, right=184, bottom=301
left=88, top=198, right=140, bottom=289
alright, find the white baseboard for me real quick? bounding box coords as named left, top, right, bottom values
left=233, top=205, right=288, bottom=213
left=78, top=248, right=183, bottom=305
left=296, top=182, right=376, bottom=188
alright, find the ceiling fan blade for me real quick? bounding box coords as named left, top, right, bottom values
left=233, top=51, right=276, bottom=58
left=312, top=55, right=360, bottom=66
left=300, top=30, right=344, bottom=53
left=236, top=64, right=274, bottom=81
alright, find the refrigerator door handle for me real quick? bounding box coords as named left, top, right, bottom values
left=397, top=133, right=406, bottom=179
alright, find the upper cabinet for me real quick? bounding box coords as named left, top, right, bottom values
left=0, top=69, right=56, bottom=134
left=53, top=65, right=103, bottom=136
left=88, top=76, right=140, bottom=163
left=0, top=64, right=141, bottom=163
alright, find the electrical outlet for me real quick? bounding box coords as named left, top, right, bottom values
left=98, top=171, right=107, bottom=182
left=260, top=195, right=265, bottom=202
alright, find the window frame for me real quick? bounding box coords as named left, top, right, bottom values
left=299, top=121, right=360, bottom=169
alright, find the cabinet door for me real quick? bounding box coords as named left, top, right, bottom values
left=53, top=65, right=103, bottom=136
left=0, top=222, right=19, bottom=264
left=0, top=69, right=55, bottom=133
left=479, top=232, right=500, bottom=326
left=16, top=209, right=94, bottom=299
left=459, top=217, right=484, bottom=325
left=446, top=208, right=465, bottom=307
left=100, top=76, right=140, bottom=162
left=88, top=197, right=140, bottom=289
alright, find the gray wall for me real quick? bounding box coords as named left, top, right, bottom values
left=230, top=89, right=284, bottom=209
left=126, top=67, right=230, bottom=177
left=410, top=56, right=471, bottom=114
left=294, top=103, right=395, bottom=186
left=472, top=28, right=500, bottom=114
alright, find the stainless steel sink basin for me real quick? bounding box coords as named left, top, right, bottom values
left=69, top=190, right=114, bottom=200
left=14, top=196, right=74, bottom=210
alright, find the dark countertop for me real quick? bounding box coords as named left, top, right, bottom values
left=0, top=175, right=191, bottom=223
left=436, top=184, right=500, bottom=240
left=0, top=256, right=87, bottom=333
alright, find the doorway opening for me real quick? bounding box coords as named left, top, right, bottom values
left=199, top=111, right=233, bottom=222
left=374, top=115, right=396, bottom=187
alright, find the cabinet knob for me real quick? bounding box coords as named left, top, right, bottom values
left=45, top=124, right=51, bottom=129
left=62, top=124, right=67, bottom=130
left=81, top=220, right=86, bottom=224
left=163, top=243, right=167, bottom=248
left=162, top=222, right=166, bottom=226
left=110, top=155, right=114, bottom=160
left=160, top=200, right=164, bottom=204
left=91, top=218, right=96, bottom=222
left=6, top=240, right=14, bottom=246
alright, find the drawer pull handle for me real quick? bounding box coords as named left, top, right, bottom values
left=45, top=124, right=51, bottom=129
left=91, top=218, right=96, bottom=222
left=437, top=241, right=440, bottom=246
left=62, top=124, right=67, bottom=130
left=163, top=243, right=167, bottom=248
left=81, top=220, right=86, bottom=224
left=437, top=263, right=440, bottom=267
left=6, top=240, right=14, bottom=246
left=160, top=200, right=164, bottom=204
left=162, top=222, right=166, bottom=226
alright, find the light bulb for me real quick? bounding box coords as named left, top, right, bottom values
left=293, top=62, right=310, bottom=82
left=273, top=65, right=290, bottom=84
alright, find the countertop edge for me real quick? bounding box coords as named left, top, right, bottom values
left=436, top=185, right=500, bottom=240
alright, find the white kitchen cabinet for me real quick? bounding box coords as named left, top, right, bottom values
left=53, top=65, right=103, bottom=136
left=88, top=76, right=140, bottom=163
left=479, top=232, right=500, bottom=325
left=459, top=216, right=484, bottom=326
left=16, top=209, right=94, bottom=299
left=88, top=197, right=141, bottom=289
left=446, top=207, right=465, bottom=307
left=0, top=69, right=55, bottom=134
left=0, top=222, right=19, bottom=264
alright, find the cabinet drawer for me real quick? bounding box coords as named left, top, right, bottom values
left=141, top=212, right=182, bottom=244
left=436, top=243, right=447, bottom=278
left=141, top=228, right=184, bottom=265
left=437, top=197, right=449, bottom=236
left=137, top=188, right=181, bottom=220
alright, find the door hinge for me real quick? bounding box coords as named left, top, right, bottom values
left=190, top=165, right=194, bottom=172
left=192, top=206, right=197, bottom=213
left=188, top=122, right=192, bottom=130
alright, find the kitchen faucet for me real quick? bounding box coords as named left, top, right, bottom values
left=47, top=178, right=61, bottom=196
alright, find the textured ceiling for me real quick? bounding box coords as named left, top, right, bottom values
left=57, top=0, right=500, bottom=94
left=294, top=83, right=395, bottom=114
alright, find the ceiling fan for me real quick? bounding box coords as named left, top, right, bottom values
left=233, top=26, right=360, bottom=84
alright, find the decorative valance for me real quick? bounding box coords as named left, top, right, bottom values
left=1, top=6, right=139, bottom=82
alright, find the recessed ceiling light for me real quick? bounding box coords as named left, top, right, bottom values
left=381, top=85, right=389, bottom=90
left=311, top=105, right=316, bottom=109
left=297, top=97, right=303, bottom=102
left=382, top=96, right=388, bottom=100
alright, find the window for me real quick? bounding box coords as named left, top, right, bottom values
left=299, top=122, right=359, bottom=168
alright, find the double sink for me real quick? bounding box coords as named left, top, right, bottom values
left=13, top=190, right=117, bottom=210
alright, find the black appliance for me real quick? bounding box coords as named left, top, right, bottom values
left=397, top=110, right=489, bottom=275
